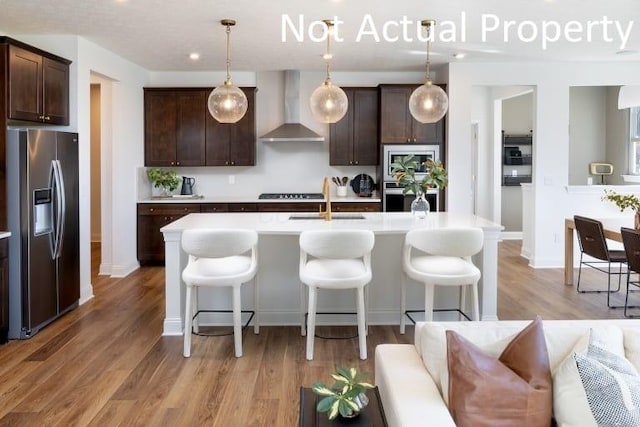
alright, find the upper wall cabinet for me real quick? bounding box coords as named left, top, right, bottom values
left=144, top=89, right=206, bottom=166
left=144, top=87, right=256, bottom=167
left=4, top=39, right=71, bottom=125
left=206, top=87, right=256, bottom=166
left=379, top=84, right=445, bottom=145
left=330, top=87, right=379, bottom=166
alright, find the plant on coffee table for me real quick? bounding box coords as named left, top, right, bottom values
left=311, top=367, right=374, bottom=420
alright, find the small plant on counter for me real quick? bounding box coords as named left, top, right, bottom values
left=391, top=155, right=448, bottom=195
left=311, top=367, right=373, bottom=420
left=602, top=189, right=640, bottom=212
left=147, top=168, right=181, bottom=195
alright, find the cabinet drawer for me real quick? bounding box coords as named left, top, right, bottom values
left=201, top=204, right=229, bottom=213
left=228, top=203, right=257, bottom=212
left=137, top=204, right=200, bottom=215
left=332, top=202, right=381, bottom=212
left=0, top=239, right=7, bottom=258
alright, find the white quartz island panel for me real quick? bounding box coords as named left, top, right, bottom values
left=161, top=212, right=503, bottom=335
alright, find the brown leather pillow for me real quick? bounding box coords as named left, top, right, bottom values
left=447, top=318, right=552, bottom=427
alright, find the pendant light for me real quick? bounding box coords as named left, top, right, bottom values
left=409, top=20, right=449, bottom=124
left=309, top=20, right=348, bottom=124
left=208, top=19, right=248, bottom=124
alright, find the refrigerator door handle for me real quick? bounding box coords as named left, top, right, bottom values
left=53, top=160, right=66, bottom=259
left=48, top=161, right=57, bottom=259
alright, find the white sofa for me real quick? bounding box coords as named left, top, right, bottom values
left=375, top=319, right=640, bottom=427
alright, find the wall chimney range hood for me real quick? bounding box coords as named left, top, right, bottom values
left=260, top=70, right=324, bottom=142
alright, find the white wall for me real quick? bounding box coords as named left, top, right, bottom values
left=449, top=61, right=640, bottom=268
left=569, top=87, right=607, bottom=185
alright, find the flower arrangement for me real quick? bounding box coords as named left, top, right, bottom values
left=390, top=155, right=448, bottom=195
left=602, top=190, right=640, bottom=212
left=311, top=367, right=374, bottom=420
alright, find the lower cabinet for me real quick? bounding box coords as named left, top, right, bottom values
left=0, top=239, right=8, bottom=344
left=137, top=204, right=200, bottom=264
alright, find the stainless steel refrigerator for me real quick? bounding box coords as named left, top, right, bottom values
left=6, top=129, right=80, bottom=339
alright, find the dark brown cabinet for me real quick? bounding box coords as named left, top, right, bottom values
left=0, top=239, right=8, bottom=344
left=258, top=202, right=321, bottom=212
left=206, top=87, right=256, bottom=166
left=379, top=84, right=444, bottom=145
left=330, top=87, right=379, bottom=166
left=6, top=42, right=70, bottom=125
left=332, top=202, right=381, bottom=212
left=144, top=87, right=256, bottom=167
left=137, top=204, right=200, bottom=264
left=144, top=89, right=206, bottom=167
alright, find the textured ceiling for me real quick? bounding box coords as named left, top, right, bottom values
left=0, top=0, right=639, bottom=72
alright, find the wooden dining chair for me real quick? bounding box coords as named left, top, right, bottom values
left=573, top=215, right=626, bottom=308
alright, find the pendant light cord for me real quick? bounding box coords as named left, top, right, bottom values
left=324, top=20, right=333, bottom=82
left=425, top=22, right=432, bottom=83
left=225, top=23, right=232, bottom=82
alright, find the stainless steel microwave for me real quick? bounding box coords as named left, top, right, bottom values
left=382, top=144, right=440, bottom=182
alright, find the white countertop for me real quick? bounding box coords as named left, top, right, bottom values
left=0, top=231, right=11, bottom=240
left=161, top=212, right=503, bottom=235
left=139, top=193, right=381, bottom=204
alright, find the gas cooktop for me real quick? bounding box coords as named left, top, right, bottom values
left=258, top=193, right=324, bottom=200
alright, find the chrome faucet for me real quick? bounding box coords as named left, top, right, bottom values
left=319, top=177, right=332, bottom=221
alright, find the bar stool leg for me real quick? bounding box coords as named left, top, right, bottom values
left=459, top=285, right=467, bottom=321
left=193, top=287, right=199, bottom=334
left=306, top=286, right=317, bottom=361
left=424, top=284, right=435, bottom=322
left=400, top=272, right=407, bottom=334
left=183, top=285, right=193, bottom=357
left=357, top=287, right=367, bottom=360
left=233, top=285, right=242, bottom=357
left=300, top=284, right=306, bottom=336
left=253, top=276, right=260, bottom=334
left=471, top=282, right=480, bottom=321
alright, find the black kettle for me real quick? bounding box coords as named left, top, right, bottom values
left=180, top=176, right=196, bottom=195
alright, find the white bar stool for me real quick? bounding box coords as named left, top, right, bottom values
left=181, top=228, right=259, bottom=357
left=400, top=227, right=483, bottom=334
left=299, top=229, right=375, bottom=360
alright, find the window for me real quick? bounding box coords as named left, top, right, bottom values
left=630, top=107, right=640, bottom=174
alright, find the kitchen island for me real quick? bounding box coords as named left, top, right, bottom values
left=160, top=212, right=503, bottom=336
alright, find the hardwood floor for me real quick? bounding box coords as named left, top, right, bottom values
left=0, top=240, right=629, bottom=426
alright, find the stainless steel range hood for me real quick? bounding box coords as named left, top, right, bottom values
left=260, top=70, right=324, bottom=142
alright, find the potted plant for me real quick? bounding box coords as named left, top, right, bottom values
left=391, top=155, right=448, bottom=217
left=147, top=168, right=181, bottom=197
left=602, top=189, right=640, bottom=228
left=311, top=367, right=374, bottom=420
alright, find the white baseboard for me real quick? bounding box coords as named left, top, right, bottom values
left=110, top=261, right=140, bottom=278
left=501, top=231, right=523, bottom=240
left=98, top=262, right=112, bottom=276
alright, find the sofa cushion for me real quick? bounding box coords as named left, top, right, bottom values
left=446, top=318, right=552, bottom=427
left=418, top=320, right=627, bottom=405
left=553, top=329, right=640, bottom=427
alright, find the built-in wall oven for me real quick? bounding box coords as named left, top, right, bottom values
left=381, top=144, right=441, bottom=212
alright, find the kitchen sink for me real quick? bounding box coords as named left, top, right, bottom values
left=288, top=213, right=366, bottom=220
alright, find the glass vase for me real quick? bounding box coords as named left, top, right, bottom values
left=411, top=192, right=430, bottom=218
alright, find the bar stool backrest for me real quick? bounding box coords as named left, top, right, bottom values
left=182, top=228, right=258, bottom=259
left=405, top=227, right=483, bottom=258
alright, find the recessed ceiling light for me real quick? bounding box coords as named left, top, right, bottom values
left=453, top=53, right=466, bottom=59
left=189, top=52, right=200, bottom=60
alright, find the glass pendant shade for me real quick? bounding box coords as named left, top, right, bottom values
left=209, top=19, right=247, bottom=124
left=309, top=79, right=348, bottom=123
left=208, top=80, right=248, bottom=123
left=409, top=81, right=449, bottom=124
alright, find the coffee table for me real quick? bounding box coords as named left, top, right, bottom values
left=299, top=386, right=388, bottom=427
